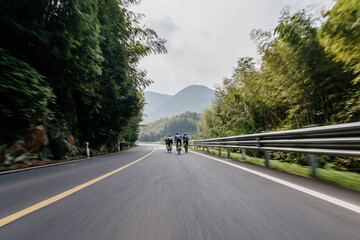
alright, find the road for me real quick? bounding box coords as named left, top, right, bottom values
left=0, top=144, right=359, bottom=240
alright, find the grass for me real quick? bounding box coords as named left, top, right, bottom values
left=317, top=168, right=360, bottom=191
left=190, top=146, right=360, bottom=192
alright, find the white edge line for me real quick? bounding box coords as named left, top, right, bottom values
left=191, top=151, right=360, bottom=214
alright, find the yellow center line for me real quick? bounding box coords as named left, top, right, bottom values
left=0, top=148, right=156, bottom=228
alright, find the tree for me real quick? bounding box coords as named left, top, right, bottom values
left=139, top=112, right=201, bottom=142
left=320, top=0, right=360, bottom=83
left=76, top=0, right=166, bottom=147
left=274, top=9, right=352, bottom=126
left=0, top=49, right=54, bottom=144
left=0, top=0, right=166, bottom=157
left=198, top=7, right=355, bottom=139
left=319, top=0, right=360, bottom=121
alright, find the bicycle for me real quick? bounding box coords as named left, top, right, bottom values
left=184, top=142, right=188, bottom=153
left=166, top=144, right=172, bottom=153
left=176, top=142, right=181, bottom=155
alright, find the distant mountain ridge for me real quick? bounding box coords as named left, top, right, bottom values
left=143, top=85, right=214, bottom=123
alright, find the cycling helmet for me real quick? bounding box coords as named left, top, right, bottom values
left=169, top=135, right=171, bottom=137
left=184, top=133, right=187, bottom=136
left=176, top=132, right=179, bottom=135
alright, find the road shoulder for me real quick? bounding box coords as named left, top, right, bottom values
left=190, top=149, right=360, bottom=207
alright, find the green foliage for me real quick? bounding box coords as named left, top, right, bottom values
left=197, top=6, right=360, bottom=172
left=0, top=0, right=166, bottom=151
left=0, top=49, right=54, bottom=143
left=275, top=9, right=352, bottom=125
left=119, top=113, right=144, bottom=144
left=197, top=108, right=218, bottom=138
left=139, top=112, right=200, bottom=142
left=199, top=7, right=357, bottom=138
left=75, top=0, right=165, bottom=147
left=319, top=0, right=360, bottom=121
left=320, top=0, right=360, bottom=82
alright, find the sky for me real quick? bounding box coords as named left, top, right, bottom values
left=132, top=0, right=335, bottom=95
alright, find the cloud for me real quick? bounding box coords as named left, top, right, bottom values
left=147, top=16, right=179, bottom=46
left=132, top=0, right=334, bottom=95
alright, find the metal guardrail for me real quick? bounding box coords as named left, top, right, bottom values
left=191, top=122, right=360, bottom=156
left=190, top=122, right=360, bottom=176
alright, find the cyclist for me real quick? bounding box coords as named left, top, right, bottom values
left=166, top=135, right=173, bottom=151
left=175, top=132, right=182, bottom=150
left=183, top=133, right=189, bottom=152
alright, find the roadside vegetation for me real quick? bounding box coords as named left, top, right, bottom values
left=0, top=0, right=166, bottom=166
left=196, top=1, right=360, bottom=173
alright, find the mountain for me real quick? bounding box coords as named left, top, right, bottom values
left=143, top=91, right=172, bottom=120
left=143, top=85, right=214, bottom=123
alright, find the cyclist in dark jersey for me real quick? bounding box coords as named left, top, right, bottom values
left=166, top=135, right=173, bottom=147
left=175, top=132, right=182, bottom=149
left=183, top=133, right=189, bottom=152
left=165, top=135, right=173, bottom=152
left=183, top=133, right=189, bottom=145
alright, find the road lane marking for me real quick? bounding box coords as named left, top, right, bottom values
left=0, top=148, right=155, bottom=228
left=0, top=146, right=138, bottom=175
left=191, top=151, right=360, bottom=214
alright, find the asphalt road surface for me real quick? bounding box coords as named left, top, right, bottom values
left=0, top=144, right=359, bottom=240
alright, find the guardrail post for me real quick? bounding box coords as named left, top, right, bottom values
left=202, top=146, right=204, bottom=151
left=212, top=147, right=214, bottom=154
left=242, top=149, right=246, bottom=160
left=86, top=142, right=90, bottom=157
left=207, top=146, right=209, bottom=153
left=219, top=147, right=222, bottom=156
left=117, top=142, right=120, bottom=152
left=264, top=150, right=270, bottom=168
left=308, top=154, right=318, bottom=178
left=227, top=148, right=231, bottom=158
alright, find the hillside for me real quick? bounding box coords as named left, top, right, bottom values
left=138, top=112, right=200, bottom=142
left=142, top=85, right=214, bottom=123
left=143, top=91, right=172, bottom=118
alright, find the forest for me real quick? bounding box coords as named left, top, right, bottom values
left=139, top=112, right=200, bottom=142
left=0, top=0, right=166, bottom=164
left=197, top=1, right=360, bottom=171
